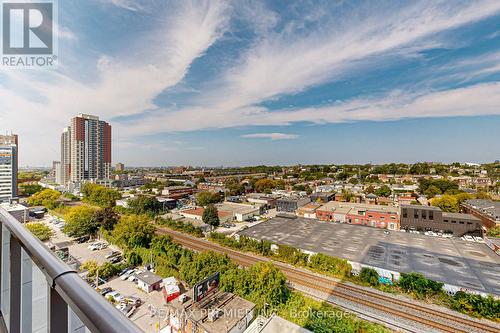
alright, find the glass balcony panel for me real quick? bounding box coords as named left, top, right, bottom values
left=1, top=225, right=10, bottom=331
left=69, top=308, right=90, bottom=333
left=29, top=260, right=49, bottom=333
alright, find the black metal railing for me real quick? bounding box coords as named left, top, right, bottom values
left=0, top=207, right=143, bottom=333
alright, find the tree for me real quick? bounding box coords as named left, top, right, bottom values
left=19, top=184, right=43, bottom=196
left=203, top=204, right=220, bottom=228
left=424, top=185, right=441, bottom=198
left=431, top=195, right=459, bottom=212
left=487, top=225, right=500, bottom=238
left=359, top=267, right=379, bottom=286
left=63, top=206, right=98, bottom=238
left=364, top=185, right=375, bottom=194
left=81, top=183, right=121, bottom=207
left=25, top=223, right=53, bottom=241
left=375, top=185, right=392, bottom=197
left=93, top=207, right=119, bottom=231
left=196, top=191, right=222, bottom=206
left=341, top=189, right=355, bottom=202
left=180, top=251, right=235, bottom=286
left=254, top=179, right=276, bottom=193
left=475, top=191, right=492, bottom=200
left=128, top=196, right=163, bottom=215
left=112, top=215, right=155, bottom=249
left=81, top=260, right=98, bottom=278
left=246, top=262, right=290, bottom=308
left=27, top=189, right=61, bottom=209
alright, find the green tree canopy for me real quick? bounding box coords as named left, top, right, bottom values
left=112, top=214, right=155, bottom=249
left=25, top=223, right=53, bottom=241
left=195, top=191, right=222, bottom=206
left=424, top=185, right=441, bottom=198
left=63, top=206, right=98, bottom=238
left=81, top=183, right=121, bottom=207
left=27, top=188, right=61, bottom=209
left=375, top=185, right=392, bottom=197
left=359, top=267, right=380, bottom=286
left=254, top=179, right=278, bottom=193
left=19, top=184, right=43, bottom=196
left=128, top=195, right=163, bottom=215
left=202, top=204, right=220, bottom=228
left=93, top=207, right=119, bottom=231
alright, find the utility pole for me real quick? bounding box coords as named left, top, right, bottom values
left=95, top=268, right=99, bottom=288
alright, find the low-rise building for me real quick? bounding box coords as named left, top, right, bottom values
left=162, top=186, right=196, bottom=199
left=316, top=201, right=399, bottom=230
left=244, top=314, right=312, bottom=333
left=246, top=193, right=279, bottom=209
left=179, top=207, right=233, bottom=224
left=276, top=196, right=310, bottom=213
left=462, top=199, right=500, bottom=229
left=135, top=271, right=163, bottom=293
left=166, top=289, right=255, bottom=333
left=296, top=202, right=321, bottom=219
left=0, top=202, right=28, bottom=223
left=310, top=192, right=334, bottom=203
left=400, top=204, right=482, bottom=236
left=215, top=202, right=261, bottom=222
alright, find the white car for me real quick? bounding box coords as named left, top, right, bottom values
left=106, top=291, right=125, bottom=303
left=88, top=242, right=106, bottom=251
left=473, top=236, right=484, bottom=243
left=120, top=269, right=135, bottom=281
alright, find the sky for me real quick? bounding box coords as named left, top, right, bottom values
left=1, top=0, right=500, bottom=167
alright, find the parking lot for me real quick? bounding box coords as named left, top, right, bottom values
left=41, top=215, right=170, bottom=332
left=238, top=216, right=500, bottom=295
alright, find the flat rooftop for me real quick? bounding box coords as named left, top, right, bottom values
left=318, top=201, right=398, bottom=214
left=216, top=202, right=260, bottom=214
left=238, top=217, right=500, bottom=295
left=168, top=290, right=255, bottom=333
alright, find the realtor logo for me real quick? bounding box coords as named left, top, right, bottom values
left=1, top=1, right=57, bottom=67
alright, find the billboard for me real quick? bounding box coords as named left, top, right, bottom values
left=193, top=272, right=220, bottom=303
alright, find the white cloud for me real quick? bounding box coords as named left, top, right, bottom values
left=124, top=0, right=500, bottom=135
left=0, top=0, right=230, bottom=164
left=241, top=133, right=299, bottom=140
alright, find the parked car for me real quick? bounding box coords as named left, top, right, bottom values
left=473, top=236, right=484, bottom=243
left=125, top=296, right=142, bottom=307
left=120, top=269, right=135, bottom=281
left=106, top=291, right=125, bottom=303
left=105, top=250, right=121, bottom=259
left=76, top=236, right=90, bottom=244
left=118, top=267, right=132, bottom=276
left=88, top=242, right=108, bottom=251
left=99, top=287, right=113, bottom=296
left=109, top=256, right=123, bottom=264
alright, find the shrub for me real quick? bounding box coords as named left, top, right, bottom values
left=25, top=223, right=53, bottom=241
left=451, top=291, right=500, bottom=320
left=308, top=253, right=352, bottom=278
left=398, top=272, right=443, bottom=297
left=359, top=267, right=380, bottom=286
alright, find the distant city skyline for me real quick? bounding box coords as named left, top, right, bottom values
left=1, top=1, right=500, bottom=166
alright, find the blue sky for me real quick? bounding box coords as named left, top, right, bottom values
left=1, top=0, right=500, bottom=166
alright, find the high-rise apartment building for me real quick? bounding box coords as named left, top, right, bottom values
left=60, top=127, right=71, bottom=185
left=0, top=134, right=18, bottom=202
left=60, top=114, right=112, bottom=185
left=115, top=162, right=124, bottom=172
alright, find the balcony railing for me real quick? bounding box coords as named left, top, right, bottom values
left=0, top=207, right=143, bottom=333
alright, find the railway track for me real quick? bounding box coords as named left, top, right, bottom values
left=157, top=227, right=500, bottom=333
